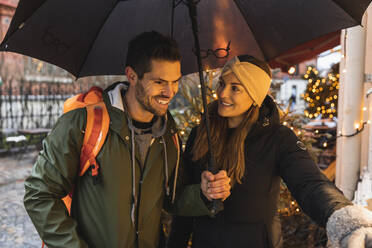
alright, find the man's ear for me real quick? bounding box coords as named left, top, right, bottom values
left=125, top=66, right=138, bottom=85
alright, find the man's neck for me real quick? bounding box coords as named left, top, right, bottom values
left=124, top=88, right=154, bottom=122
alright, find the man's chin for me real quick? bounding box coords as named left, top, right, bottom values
left=147, top=107, right=167, bottom=117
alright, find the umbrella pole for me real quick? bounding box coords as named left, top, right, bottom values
left=187, top=0, right=223, bottom=214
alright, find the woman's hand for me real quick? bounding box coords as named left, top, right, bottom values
left=201, top=170, right=231, bottom=201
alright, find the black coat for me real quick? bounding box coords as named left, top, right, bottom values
left=168, top=96, right=351, bottom=248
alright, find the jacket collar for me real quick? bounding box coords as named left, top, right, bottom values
left=103, top=82, right=178, bottom=140
left=247, top=95, right=280, bottom=138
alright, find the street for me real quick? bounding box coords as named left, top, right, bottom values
left=0, top=151, right=41, bottom=248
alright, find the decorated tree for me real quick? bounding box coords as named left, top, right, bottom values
left=302, top=64, right=340, bottom=119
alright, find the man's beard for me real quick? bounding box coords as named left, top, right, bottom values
left=135, top=81, right=168, bottom=116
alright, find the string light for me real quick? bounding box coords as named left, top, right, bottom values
left=288, top=66, right=296, bottom=74
left=337, top=122, right=367, bottom=138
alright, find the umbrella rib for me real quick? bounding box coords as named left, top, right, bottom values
left=1, top=0, right=48, bottom=45
left=76, top=1, right=120, bottom=78
left=330, top=0, right=364, bottom=25
left=232, top=0, right=270, bottom=61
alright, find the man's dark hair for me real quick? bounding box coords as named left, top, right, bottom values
left=126, top=31, right=181, bottom=79
left=238, top=55, right=272, bottom=78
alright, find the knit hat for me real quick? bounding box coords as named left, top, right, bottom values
left=221, top=56, right=271, bottom=107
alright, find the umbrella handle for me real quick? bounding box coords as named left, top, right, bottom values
left=211, top=199, right=224, bottom=215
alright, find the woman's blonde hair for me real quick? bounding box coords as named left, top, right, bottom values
left=191, top=55, right=271, bottom=187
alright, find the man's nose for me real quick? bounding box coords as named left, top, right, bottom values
left=162, top=84, right=174, bottom=98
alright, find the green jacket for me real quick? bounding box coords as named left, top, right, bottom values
left=24, top=86, right=210, bottom=248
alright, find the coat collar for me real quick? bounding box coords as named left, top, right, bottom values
left=247, top=95, right=280, bottom=138
left=102, top=82, right=178, bottom=142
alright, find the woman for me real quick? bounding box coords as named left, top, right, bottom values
left=168, top=55, right=372, bottom=248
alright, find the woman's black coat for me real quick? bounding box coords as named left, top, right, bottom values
left=168, top=96, right=351, bottom=248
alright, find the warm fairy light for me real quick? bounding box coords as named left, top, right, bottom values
left=213, top=93, right=217, bottom=99
left=296, top=208, right=300, bottom=212
left=368, top=120, right=371, bottom=124
left=343, top=69, right=347, bottom=73
left=196, top=118, right=200, bottom=124
left=180, top=130, right=185, bottom=135
left=283, top=121, right=287, bottom=126
left=355, top=123, right=360, bottom=129
left=315, top=130, right=319, bottom=134
left=297, top=131, right=301, bottom=135
left=363, top=107, right=367, bottom=111
left=291, top=201, right=295, bottom=205
left=290, top=127, right=294, bottom=130
left=197, top=85, right=201, bottom=88
left=288, top=66, right=296, bottom=75
left=323, top=142, right=327, bottom=148
left=339, top=131, right=342, bottom=135
left=304, top=74, right=309, bottom=79
left=334, top=95, right=337, bottom=99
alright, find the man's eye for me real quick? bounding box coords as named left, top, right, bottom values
left=154, top=81, right=162, bottom=84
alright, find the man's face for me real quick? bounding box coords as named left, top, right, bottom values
left=135, top=59, right=181, bottom=116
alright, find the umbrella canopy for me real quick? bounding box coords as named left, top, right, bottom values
left=1, top=0, right=371, bottom=78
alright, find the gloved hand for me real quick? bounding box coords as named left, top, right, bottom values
left=327, top=205, right=372, bottom=248
left=340, top=227, right=372, bottom=248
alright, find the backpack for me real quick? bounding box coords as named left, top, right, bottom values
left=62, top=86, right=110, bottom=214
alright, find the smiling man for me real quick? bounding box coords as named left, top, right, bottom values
left=24, top=31, right=231, bottom=248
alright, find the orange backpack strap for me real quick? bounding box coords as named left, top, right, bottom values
left=80, top=102, right=110, bottom=179
left=61, top=101, right=109, bottom=215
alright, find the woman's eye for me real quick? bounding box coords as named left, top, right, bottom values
left=232, top=86, right=241, bottom=92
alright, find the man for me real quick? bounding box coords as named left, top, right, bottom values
left=24, top=31, right=230, bottom=248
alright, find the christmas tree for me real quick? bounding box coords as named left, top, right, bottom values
left=302, top=64, right=340, bottom=119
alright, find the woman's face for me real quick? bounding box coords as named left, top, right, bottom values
left=217, top=72, right=254, bottom=127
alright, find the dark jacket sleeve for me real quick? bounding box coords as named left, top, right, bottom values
left=23, top=109, right=89, bottom=248
left=277, top=126, right=352, bottom=227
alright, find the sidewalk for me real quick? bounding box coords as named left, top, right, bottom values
left=0, top=151, right=41, bottom=248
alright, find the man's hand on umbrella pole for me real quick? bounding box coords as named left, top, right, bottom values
left=201, top=170, right=231, bottom=201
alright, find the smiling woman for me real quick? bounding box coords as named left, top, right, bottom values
left=169, top=55, right=372, bottom=248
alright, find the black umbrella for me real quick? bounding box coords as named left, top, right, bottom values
left=1, top=0, right=371, bottom=212
left=2, top=0, right=371, bottom=77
